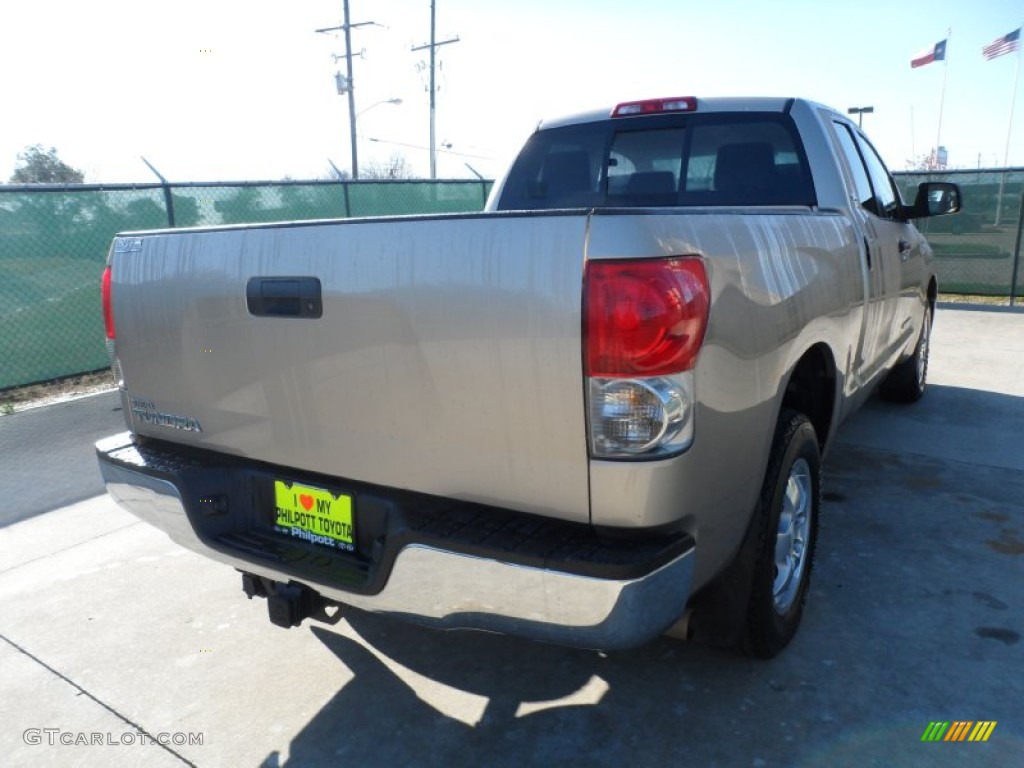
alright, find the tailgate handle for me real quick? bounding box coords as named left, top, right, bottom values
left=246, top=277, right=322, bottom=318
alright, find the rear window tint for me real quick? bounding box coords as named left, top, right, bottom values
left=496, top=113, right=816, bottom=210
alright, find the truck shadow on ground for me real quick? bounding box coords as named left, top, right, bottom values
left=260, top=614, right=774, bottom=768
left=257, top=385, right=1023, bottom=767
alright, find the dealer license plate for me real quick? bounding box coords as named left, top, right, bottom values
left=273, top=480, right=354, bottom=551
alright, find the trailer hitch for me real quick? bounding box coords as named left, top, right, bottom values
left=241, top=573, right=341, bottom=628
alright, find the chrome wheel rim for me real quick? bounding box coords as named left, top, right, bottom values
left=773, top=458, right=812, bottom=614
left=916, top=312, right=931, bottom=389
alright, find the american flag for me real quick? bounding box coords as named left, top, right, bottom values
left=982, top=28, right=1020, bottom=61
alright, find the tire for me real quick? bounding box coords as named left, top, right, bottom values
left=879, top=307, right=931, bottom=403
left=743, top=409, right=821, bottom=659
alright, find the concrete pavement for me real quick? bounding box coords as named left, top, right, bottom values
left=0, top=306, right=1021, bottom=767
left=0, top=390, right=123, bottom=526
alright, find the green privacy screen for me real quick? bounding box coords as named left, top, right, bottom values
left=2, top=172, right=1022, bottom=390
left=897, top=169, right=1023, bottom=296
left=0, top=180, right=491, bottom=390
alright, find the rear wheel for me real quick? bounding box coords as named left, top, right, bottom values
left=879, top=307, right=931, bottom=403
left=743, top=409, right=821, bottom=658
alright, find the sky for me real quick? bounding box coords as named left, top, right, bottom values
left=0, top=0, right=1022, bottom=183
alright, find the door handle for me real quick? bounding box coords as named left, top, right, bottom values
left=246, top=277, right=322, bottom=318
left=898, top=240, right=912, bottom=261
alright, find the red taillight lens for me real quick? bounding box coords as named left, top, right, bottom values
left=585, top=257, right=709, bottom=377
left=611, top=97, right=697, bottom=117
left=101, top=266, right=115, bottom=339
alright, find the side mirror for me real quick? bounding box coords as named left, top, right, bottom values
left=908, top=182, right=962, bottom=219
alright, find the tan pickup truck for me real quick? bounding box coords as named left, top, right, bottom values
left=96, top=96, right=960, bottom=657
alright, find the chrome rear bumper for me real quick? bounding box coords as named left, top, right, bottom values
left=97, top=433, right=694, bottom=650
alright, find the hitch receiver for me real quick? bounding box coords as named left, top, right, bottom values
left=241, top=573, right=322, bottom=629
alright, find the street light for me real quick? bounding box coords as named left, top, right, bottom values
left=847, top=106, right=874, bottom=128
left=356, top=97, right=402, bottom=118
left=354, top=98, right=402, bottom=177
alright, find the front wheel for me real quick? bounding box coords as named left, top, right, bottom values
left=743, top=410, right=821, bottom=659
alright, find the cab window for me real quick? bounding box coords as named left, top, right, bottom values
left=855, top=133, right=902, bottom=220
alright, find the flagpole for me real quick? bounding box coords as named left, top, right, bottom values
left=995, top=42, right=1021, bottom=226
left=934, top=30, right=951, bottom=169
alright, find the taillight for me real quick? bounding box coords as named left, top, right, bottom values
left=101, top=265, right=115, bottom=339
left=584, top=257, right=709, bottom=458
left=611, top=97, right=697, bottom=117
left=585, top=258, right=708, bottom=377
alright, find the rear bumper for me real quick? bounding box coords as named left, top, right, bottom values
left=97, top=432, right=695, bottom=650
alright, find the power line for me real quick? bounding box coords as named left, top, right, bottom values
left=366, top=136, right=494, bottom=161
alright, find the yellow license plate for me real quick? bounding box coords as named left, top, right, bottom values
left=273, top=480, right=354, bottom=551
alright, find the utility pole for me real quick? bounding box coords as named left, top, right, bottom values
left=412, top=1, right=459, bottom=179
left=316, top=2, right=378, bottom=180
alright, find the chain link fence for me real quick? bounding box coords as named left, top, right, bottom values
left=894, top=168, right=1024, bottom=297
left=0, top=180, right=491, bottom=390
left=2, top=171, right=1021, bottom=391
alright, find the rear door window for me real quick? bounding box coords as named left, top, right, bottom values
left=833, top=122, right=903, bottom=220
left=832, top=123, right=876, bottom=211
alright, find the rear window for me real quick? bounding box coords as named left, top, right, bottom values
left=496, top=113, right=816, bottom=210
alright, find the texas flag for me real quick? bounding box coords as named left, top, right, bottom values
left=911, top=39, right=948, bottom=68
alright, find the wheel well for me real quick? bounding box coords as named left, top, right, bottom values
left=927, top=277, right=938, bottom=309
left=781, top=344, right=836, bottom=449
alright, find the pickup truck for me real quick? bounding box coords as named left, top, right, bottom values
left=96, top=96, right=960, bottom=658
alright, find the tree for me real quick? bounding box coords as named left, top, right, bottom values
left=9, top=145, right=85, bottom=184
left=361, top=153, right=416, bottom=180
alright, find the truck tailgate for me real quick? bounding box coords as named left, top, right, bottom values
left=110, top=213, right=591, bottom=522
